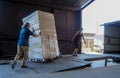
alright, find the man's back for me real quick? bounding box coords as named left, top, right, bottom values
left=18, top=28, right=33, bottom=46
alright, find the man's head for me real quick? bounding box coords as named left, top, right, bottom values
left=79, top=28, right=83, bottom=31
left=23, top=22, right=30, bottom=29
left=77, top=28, right=83, bottom=32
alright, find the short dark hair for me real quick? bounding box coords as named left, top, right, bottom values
left=78, top=28, right=83, bottom=31
left=23, top=22, right=30, bottom=28
left=80, top=28, right=83, bottom=31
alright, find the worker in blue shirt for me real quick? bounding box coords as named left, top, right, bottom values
left=12, top=22, right=39, bottom=69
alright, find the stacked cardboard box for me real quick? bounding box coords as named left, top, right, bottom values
left=23, top=11, right=59, bottom=62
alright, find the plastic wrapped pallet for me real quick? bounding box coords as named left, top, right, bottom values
left=22, top=11, right=60, bottom=62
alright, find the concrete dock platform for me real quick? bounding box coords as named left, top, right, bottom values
left=40, top=65, right=120, bottom=78
left=0, top=55, right=91, bottom=78
left=0, top=54, right=119, bottom=78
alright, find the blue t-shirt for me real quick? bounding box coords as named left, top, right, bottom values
left=18, top=27, right=33, bottom=46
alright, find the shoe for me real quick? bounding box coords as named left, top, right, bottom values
left=72, top=54, right=75, bottom=56
left=21, top=65, right=28, bottom=68
left=75, top=54, right=77, bottom=56
left=72, top=54, right=77, bottom=56
left=11, top=64, right=15, bottom=69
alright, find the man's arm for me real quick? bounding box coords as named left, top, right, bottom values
left=81, top=33, right=86, bottom=45
left=31, top=27, right=40, bottom=37
left=71, top=31, right=79, bottom=42
left=32, top=33, right=39, bottom=37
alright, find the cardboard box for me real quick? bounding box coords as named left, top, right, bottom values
left=23, top=11, right=59, bottom=61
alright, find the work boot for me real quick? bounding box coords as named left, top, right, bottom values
left=11, top=63, right=15, bottom=69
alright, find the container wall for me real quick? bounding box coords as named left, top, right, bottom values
left=104, top=22, right=120, bottom=54
left=54, top=9, right=82, bottom=54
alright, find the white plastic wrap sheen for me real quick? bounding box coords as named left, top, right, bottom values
left=22, top=11, right=59, bottom=61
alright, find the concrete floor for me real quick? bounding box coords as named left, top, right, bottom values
left=40, top=65, right=120, bottom=78
left=0, top=54, right=120, bottom=78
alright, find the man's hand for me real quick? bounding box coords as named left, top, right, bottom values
left=32, top=27, right=35, bottom=32
left=39, top=32, right=41, bottom=35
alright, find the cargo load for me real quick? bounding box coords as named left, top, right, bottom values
left=23, top=11, right=60, bottom=62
